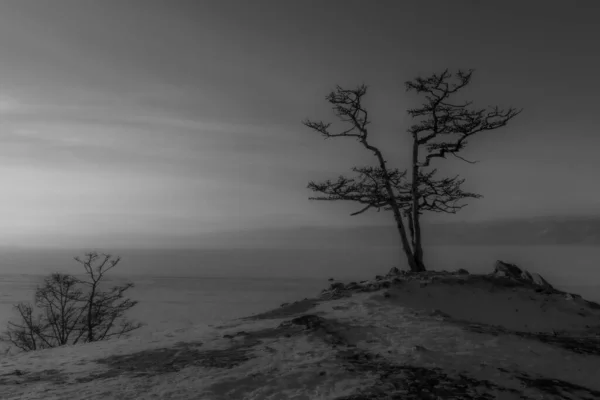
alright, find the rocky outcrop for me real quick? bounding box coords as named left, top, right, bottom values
left=492, top=260, right=555, bottom=291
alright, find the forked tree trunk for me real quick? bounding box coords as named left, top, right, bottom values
left=410, top=137, right=426, bottom=272
left=365, top=141, right=423, bottom=273
left=391, top=209, right=421, bottom=272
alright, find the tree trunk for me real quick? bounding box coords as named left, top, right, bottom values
left=362, top=140, right=422, bottom=273
left=392, top=210, right=420, bottom=272
left=410, top=137, right=426, bottom=272
left=405, top=210, right=415, bottom=248
left=87, top=286, right=96, bottom=342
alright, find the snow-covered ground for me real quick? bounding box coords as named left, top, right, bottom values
left=1, top=271, right=599, bottom=399
left=0, top=274, right=326, bottom=354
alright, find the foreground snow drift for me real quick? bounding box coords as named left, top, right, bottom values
left=1, top=270, right=599, bottom=399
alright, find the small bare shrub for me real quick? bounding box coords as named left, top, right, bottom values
left=1, top=252, right=143, bottom=352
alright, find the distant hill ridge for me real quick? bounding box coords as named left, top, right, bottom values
left=205, top=216, right=600, bottom=247
left=424, top=215, right=600, bottom=245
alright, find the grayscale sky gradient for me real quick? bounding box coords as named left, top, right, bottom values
left=1, top=0, right=599, bottom=248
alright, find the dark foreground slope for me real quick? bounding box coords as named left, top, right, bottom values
left=1, top=268, right=599, bottom=399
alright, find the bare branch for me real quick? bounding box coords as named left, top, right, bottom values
left=350, top=204, right=373, bottom=216
left=308, top=166, right=480, bottom=217
left=405, top=69, right=522, bottom=167
left=308, top=166, right=411, bottom=216
left=451, top=152, right=478, bottom=164
left=1, top=253, right=142, bottom=353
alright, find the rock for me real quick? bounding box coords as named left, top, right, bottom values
left=386, top=267, right=402, bottom=277
left=520, top=270, right=532, bottom=279
left=456, top=268, right=470, bottom=275
left=529, top=273, right=554, bottom=289
left=375, top=275, right=384, bottom=281
left=493, top=260, right=524, bottom=277
left=492, top=260, right=555, bottom=291
left=330, top=282, right=345, bottom=291
left=328, top=278, right=334, bottom=282
left=361, top=282, right=381, bottom=292
left=284, top=314, right=325, bottom=329
left=223, top=331, right=248, bottom=339
left=429, top=309, right=451, bottom=318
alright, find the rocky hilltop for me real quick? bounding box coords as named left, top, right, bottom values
left=1, top=262, right=600, bottom=399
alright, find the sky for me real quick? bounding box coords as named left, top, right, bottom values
left=1, top=0, right=600, bottom=248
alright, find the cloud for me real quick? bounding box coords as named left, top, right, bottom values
left=0, top=94, right=23, bottom=114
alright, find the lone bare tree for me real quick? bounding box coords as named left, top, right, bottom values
left=303, top=69, right=522, bottom=272
left=1, top=252, right=143, bottom=352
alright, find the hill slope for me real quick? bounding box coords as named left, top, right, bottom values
left=1, top=267, right=600, bottom=399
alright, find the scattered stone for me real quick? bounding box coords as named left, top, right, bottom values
left=429, top=309, right=451, bottom=319
left=280, top=314, right=325, bottom=330
left=247, top=298, right=319, bottom=320
left=361, top=282, right=381, bottom=292
left=330, top=282, right=345, bottom=291
left=222, top=331, right=248, bottom=340
left=514, top=371, right=600, bottom=399
left=456, top=268, right=470, bottom=275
